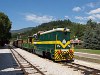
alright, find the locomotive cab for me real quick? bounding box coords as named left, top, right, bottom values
left=54, top=28, right=74, bottom=61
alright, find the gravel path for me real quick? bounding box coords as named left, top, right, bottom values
left=75, top=52, right=100, bottom=60
left=0, top=49, right=23, bottom=75
left=15, top=48, right=83, bottom=75
left=74, top=59, right=100, bottom=70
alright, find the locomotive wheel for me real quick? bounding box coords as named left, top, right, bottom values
left=32, top=49, right=35, bottom=53
left=42, top=51, right=46, bottom=58
left=30, top=49, right=33, bottom=53
left=46, top=52, right=51, bottom=60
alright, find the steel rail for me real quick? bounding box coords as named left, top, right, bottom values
left=61, top=62, right=100, bottom=75
left=9, top=46, right=45, bottom=75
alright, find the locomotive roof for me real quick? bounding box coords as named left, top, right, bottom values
left=40, top=28, right=70, bottom=35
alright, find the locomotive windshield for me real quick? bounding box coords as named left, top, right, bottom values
left=57, top=31, right=70, bottom=41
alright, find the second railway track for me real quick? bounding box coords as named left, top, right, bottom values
left=61, top=61, right=100, bottom=75
left=9, top=46, right=46, bottom=75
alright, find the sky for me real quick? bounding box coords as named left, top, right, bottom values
left=0, top=0, right=100, bottom=30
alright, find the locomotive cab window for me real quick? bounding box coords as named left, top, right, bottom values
left=64, top=31, right=70, bottom=40
left=57, top=31, right=70, bottom=41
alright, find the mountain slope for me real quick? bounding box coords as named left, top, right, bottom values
left=11, top=27, right=33, bottom=33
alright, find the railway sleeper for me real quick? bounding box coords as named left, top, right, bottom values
left=25, top=68, right=38, bottom=73
left=21, top=65, right=32, bottom=68
left=65, top=62, right=100, bottom=75
left=20, top=61, right=28, bottom=64
left=91, top=70, right=100, bottom=75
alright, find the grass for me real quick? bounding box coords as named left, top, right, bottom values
left=75, top=49, right=100, bottom=54
left=75, top=55, right=100, bottom=64
left=74, top=49, right=100, bottom=63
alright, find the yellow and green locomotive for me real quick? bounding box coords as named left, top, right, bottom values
left=14, top=28, right=74, bottom=61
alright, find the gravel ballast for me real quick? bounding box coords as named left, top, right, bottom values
left=74, top=59, right=100, bottom=70
left=15, top=48, right=83, bottom=75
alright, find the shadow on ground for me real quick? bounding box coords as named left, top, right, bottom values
left=0, top=49, right=23, bottom=75
left=0, top=45, right=17, bottom=49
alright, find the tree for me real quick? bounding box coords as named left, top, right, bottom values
left=83, top=20, right=100, bottom=50
left=83, top=29, right=93, bottom=49
left=86, top=19, right=97, bottom=29
left=91, top=25, right=100, bottom=49
left=0, top=12, right=12, bottom=46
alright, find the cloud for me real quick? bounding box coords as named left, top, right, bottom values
left=87, top=2, right=100, bottom=8
left=75, top=16, right=96, bottom=21
left=25, top=13, right=55, bottom=23
left=92, top=14, right=100, bottom=19
left=64, top=16, right=69, bottom=19
left=86, top=16, right=96, bottom=20
left=78, top=21, right=85, bottom=24
left=87, top=2, right=95, bottom=8
left=75, top=14, right=100, bottom=21
left=97, top=21, right=100, bottom=23
left=88, top=8, right=100, bottom=14
left=75, top=16, right=84, bottom=20
left=86, top=8, right=100, bottom=20
left=84, top=14, right=100, bottom=20
left=72, top=7, right=81, bottom=12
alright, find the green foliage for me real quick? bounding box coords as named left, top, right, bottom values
left=83, top=20, right=100, bottom=50
left=23, top=20, right=85, bottom=40
left=91, top=25, right=100, bottom=49
left=87, top=19, right=97, bottom=29
left=83, top=29, right=93, bottom=49
left=12, top=19, right=85, bottom=41
left=70, top=22, right=85, bottom=39
left=0, top=12, right=12, bottom=46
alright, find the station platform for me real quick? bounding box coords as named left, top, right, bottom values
left=0, top=48, right=23, bottom=75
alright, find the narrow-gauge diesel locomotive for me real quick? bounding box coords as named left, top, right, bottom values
left=13, top=28, right=74, bottom=61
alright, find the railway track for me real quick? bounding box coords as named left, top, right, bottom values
left=9, top=46, right=46, bottom=75
left=61, top=62, right=100, bottom=75
left=8, top=45, right=100, bottom=75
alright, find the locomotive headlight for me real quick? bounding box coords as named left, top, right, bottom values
left=62, top=39, right=66, bottom=44
left=68, top=45, right=71, bottom=47
left=57, top=45, right=61, bottom=48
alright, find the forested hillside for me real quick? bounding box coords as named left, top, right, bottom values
left=12, top=19, right=86, bottom=40
left=11, top=27, right=33, bottom=33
